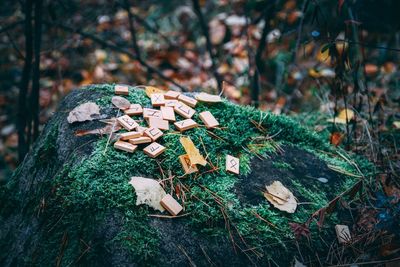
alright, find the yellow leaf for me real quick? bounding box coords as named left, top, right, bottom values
left=145, top=86, right=164, bottom=97
left=317, top=44, right=330, bottom=63
left=393, top=121, right=400, bottom=129
left=179, top=137, right=207, bottom=166
left=263, top=181, right=297, bottom=213
left=327, top=109, right=354, bottom=124
left=308, top=68, right=320, bottom=78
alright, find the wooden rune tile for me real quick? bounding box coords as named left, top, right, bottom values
left=178, top=94, right=197, bottom=107
left=160, top=106, right=176, bottom=121
left=117, top=115, right=139, bottom=131
left=165, top=99, right=179, bottom=107
left=174, top=101, right=195, bottom=119
left=226, top=155, right=240, bottom=174
left=164, top=90, right=181, bottom=99
left=179, top=154, right=198, bottom=174
left=128, top=136, right=152, bottom=145
left=114, top=85, right=129, bottom=95
left=124, top=104, right=143, bottom=116
left=148, top=117, right=169, bottom=131
left=119, top=131, right=141, bottom=140
left=144, top=127, right=163, bottom=141
left=143, top=108, right=162, bottom=119
left=174, top=119, right=198, bottom=132
left=143, top=142, right=166, bottom=158
left=136, top=126, right=148, bottom=134
left=114, top=141, right=137, bottom=153
left=335, top=225, right=351, bottom=244
left=151, top=93, right=165, bottom=107
left=199, top=111, right=219, bottom=128
left=160, top=194, right=183, bottom=216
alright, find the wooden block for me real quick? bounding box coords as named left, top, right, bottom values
left=143, top=108, right=162, bottom=119
left=195, top=92, right=222, bottom=103
left=136, top=126, right=148, bottom=134
left=119, top=131, right=141, bottom=140
left=335, top=225, right=351, bottom=244
left=143, top=142, right=166, bottom=158
left=164, top=90, right=181, bottom=99
left=199, top=111, right=219, bottom=128
left=151, top=93, right=165, bottom=107
left=174, top=101, right=196, bottom=119
left=115, top=85, right=129, bottom=95
left=114, top=141, right=137, bottom=153
left=144, top=127, right=163, bottom=141
left=174, top=119, right=198, bottom=132
left=148, top=117, right=169, bottom=130
left=160, top=106, right=176, bottom=121
left=160, top=194, right=183, bottom=216
left=165, top=99, right=179, bottom=107
left=124, top=104, right=143, bottom=116
left=128, top=136, right=152, bottom=145
left=117, top=115, right=139, bottom=131
left=178, top=94, right=197, bottom=108
left=179, top=154, right=198, bottom=174
left=226, top=155, right=240, bottom=174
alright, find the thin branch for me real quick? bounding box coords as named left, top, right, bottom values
left=192, top=0, right=223, bottom=92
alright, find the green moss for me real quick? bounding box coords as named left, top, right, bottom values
left=272, top=161, right=294, bottom=170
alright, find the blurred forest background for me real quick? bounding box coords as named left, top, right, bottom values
left=0, top=0, right=399, bottom=201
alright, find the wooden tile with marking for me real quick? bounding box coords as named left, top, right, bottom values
left=114, top=141, right=137, bottom=153
left=179, top=154, right=198, bottom=174
left=199, top=111, right=219, bottom=128
left=174, top=119, right=198, bottom=132
left=151, top=93, right=165, bottom=107
left=128, top=136, right=152, bottom=145
left=148, top=117, right=169, bottom=130
left=114, top=85, right=129, bottom=95
left=119, top=131, right=141, bottom=140
left=165, top=99, right=179, bottom=107
left=226, top=155, right=240, bottom=174
left=117, top=115, right=139, bottom=131
left=174, top=102, right=195, bottom=119
left=124, top=104, right=143, bottom=116
left=160, top=194, right=183, bottom=216
left=143, top=108, right=162, bottom=119
left=164, top=90, right=181, bottom=99
left=144, top=127, right=163, bottom=141
left=136, top=126, right=148, bottom=135
left=195, top=92, right=222, bottom=103
left=178, top=94, right=197, bottom=107
left=143, top=142, right=166, bottom=158
left=335, top=225, right=351, bottom=244
left=160, top=106, right=176, bottom=121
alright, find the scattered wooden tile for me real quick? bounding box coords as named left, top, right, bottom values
left=128, top=136, right=152, bottom=145
left=124, top=104, right=143, bottom=116
left=151, top=93, right=165, bottom=107
left=115, top=85, right=129, bottom=95
left=143, top=108, right=162, bottom=119
left=148, top=117, right=169, bottom=130
left=144, top=127, right=163, bottom=141
left=165, top=99, right=179, bottom=107
left=160, top=194, right=183, bottom=216
left=199, top=111, right=219, bottom=128
left=178, top=94, right=197, bottom=107
left=119, top=131, right=141, bottom=140
left=174, top=102, right=196, bottom=119
left=335, top=225, right=351, bottom=244
left=174, top=119, right=198, bottom=132
left=117, top=115, right=139, bottom=131
left=164, top=90, right=181, bottom=99
left=114, top=141, right=137, bottom=153
left=195, top=92, right=222, bottom=103
left=136, top=126, right=148, bottom=135
left=160, top=106, right=175, bottom=121
left=226, top=155, right=240, bottom=174
left=179, top=154, right=198, bottom=174
left=143, top=142, right=166, bottom=158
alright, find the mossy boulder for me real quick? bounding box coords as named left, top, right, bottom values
left=0, top=84, right=374, bottom=266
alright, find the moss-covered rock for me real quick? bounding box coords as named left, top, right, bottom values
left=0, top=84, right=375, bottom=266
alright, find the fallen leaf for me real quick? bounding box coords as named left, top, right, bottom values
left=327, top=108, right=355, bottom=124
left=67, top=102, right=100, bottom=123
left=129, top=177, right=166, bottom=212
left=75, top=124, right=122, bottom=136
left=195, top=92, right=222, bottom=103
left=264, top=181, right=297, bottom=213
left=112, top=96, right=131, bottom=109
left=145, top=86, right=164, bottom=97
left=330, top=132, right=344, bottom=146
left=289, top=222, right=310, bottom=240
left=179, top=136, right=207, bottom=166
left=393, top=121, right=400, bottom=129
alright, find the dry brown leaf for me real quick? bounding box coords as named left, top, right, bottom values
left=264, top=181, right=297, bottom=213
left=179, top=136, right=207, bottom=166
left=75, top=124, right=122, bottom=136
left=145, top=86, right=164, bottom=97
left=67, top=102, right=100, bottom=123
left=111, top=96, right=131, bottom=110
left=129, top=177, right=166, bottom=212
